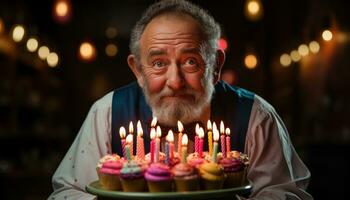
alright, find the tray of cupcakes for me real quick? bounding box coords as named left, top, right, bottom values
left=86, top=120, right=251, bottom=200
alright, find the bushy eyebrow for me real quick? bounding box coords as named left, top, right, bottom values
left=180, top=47, right=201, bottom=54
left=148, top=49, right=167, bottom=57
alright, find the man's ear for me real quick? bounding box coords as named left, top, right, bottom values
left=127, top=54, right=144, bottom=87
left=213, top=49, right=225, bottom=84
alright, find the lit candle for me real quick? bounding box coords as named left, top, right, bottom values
left=125, top=134, right=133, bottom=161
left=207, top=120, right=213, bottom=156
left=165, top=130, right=172, bottom=165
left=181, top=134, right=188, bottom=164
left=195, top=123, right=199, bottom=153
left=150, top=127, right=156, bottom=163
left=155, top=126, right=162, bottom=163
left=136, top=120, right=145, bottom=159
left=220, top=121, right=226, bottom=158
left=177, top=121, right=184, bottom=157
left=168, top=130, right=174, bottom=160
left=198, top=127, right=204, bottom=158
left=212, top=125, right=220, bottom=163
left=129, top=121, right=134, bottom=156
left=225, top=128, right=231, bottom=157
left=119, top=126, right=126, bottom=158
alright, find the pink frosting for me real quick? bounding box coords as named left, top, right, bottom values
left=99, top=160, right=123, bottom=175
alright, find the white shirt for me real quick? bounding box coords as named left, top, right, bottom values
left=48, top=91, right=312, bottom=200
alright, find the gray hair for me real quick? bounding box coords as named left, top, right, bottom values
left=129, top=0, right=221, bottom=70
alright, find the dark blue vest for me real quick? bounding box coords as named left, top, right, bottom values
left=111, top=81, right=255, bottom=155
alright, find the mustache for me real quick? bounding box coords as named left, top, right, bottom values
left=157, top=87, right=196, bottom=98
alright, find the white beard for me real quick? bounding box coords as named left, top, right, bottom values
left=142, top=74, right=215, bottom=126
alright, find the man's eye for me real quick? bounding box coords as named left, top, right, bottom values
left=152, top=61, right=165, bottom=68
left=184, top=58, right=197, bottom=66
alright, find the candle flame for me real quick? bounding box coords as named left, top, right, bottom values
left=207, top=120, right=212, bottom=130
left=167, top=130, right=174, bottom=142
left=150, top=128, right=156, bottom=139
left=225, top=128, right=230, bottom=136
left=177, top=121, right=184, bottom=132
left=213, top=127, right=219, bottom=141
left=119, top=126, right=126, bottom=138
left=198, top=127, right=205, bottom=138
left=137, top=120, right=143, bottom=137
left=212, top=122, right=217, bottom=133
left=220, top=121, right=225, bottom=134
left=182, top=133, right=188, bottom=146
left=156, top=126, right=162, bottom=138
left=151, top=117, right=157, bottom=127
left=126, top=134, right=133, bottom=144
left=195, top=123, right=200, bottom=135
left=129, top=121, right=134, bottom=134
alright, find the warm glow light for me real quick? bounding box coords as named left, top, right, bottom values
left=105, top=44, right=118, bottom=57
left=177, top=121, right=184, bottom=132
left=47, top=52, right=59, bottom=68
left=119, top=126, right=126, bottom=138
left=207, top=120, right=212, bottom=130
left=0, top=18, right=4, bottom=34
left=182, top=134, right=188, bottom=146
left=309, top=41, right=320, bottom=53
left=221, top=69, right=236, bottom=85
left=150, top=128, right=156, bottom=139
left=213, top=127, right=219, bottom=142
left=247, top=1, right=260, bottom=15
left=167, top=130, right=174, bottom=142
left=220, top=121, right=225, bottom=134
left=151, top=117, right=157, bottom=127
left=79, top=42, right=96, bottom=61
left=105, top=26, right=118, bottom=39
left=198, top=128, right=204, bottom=138
left=225, top=128, right=230, bottom=136
left=212, top=122, right=217, bottom=134
left=137, top=121, right=143, bottom=137
left=129, top=121, right=134, bottom=134
left=156, top=126, right=162, bottom=138
left=126, top=134, right=133, bottom=144
left=244, top=54, right=258, bottom=69
left=290, top=50, right=301, bottom=62
left=38, top=46, right=50, bottom=60
left=322, top=30, right=333, bottom=41
left=218, top=38, right=228, bottom=51
left=298, top=44, right=309, bottom=56
left=280, top=53, right=291, bottom=67
left=244, top=0, right=263, bottom=21
left=55, top=1, right=68, bottom=17
left=12, top=25, right=25, bottom=42
left=195, top=124, right=200, bottom=135
left=26, top=38, right=39, bottom=52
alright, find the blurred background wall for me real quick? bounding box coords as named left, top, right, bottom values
left=0, top=0, right=349, bottom=199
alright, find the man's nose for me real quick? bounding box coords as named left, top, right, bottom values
left=166, top=63, right=184, bottom=90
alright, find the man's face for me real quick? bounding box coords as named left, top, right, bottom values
left=137, top=14, right=215, bottom=126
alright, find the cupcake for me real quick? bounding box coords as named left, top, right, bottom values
left=119, top=160, right=147, bottom=192
left=96, top=154, right=123, bottom=190
left=219, top=157, right=244, bottom=188
left=145, top=163, right=173, bottom=192
left=186, top=152, right=208, bottom=168
left=199, top=162, right=225, bottom=190
left=226, top=151, right=250, bottom=185
left=172, top=163, right=200, bottom=192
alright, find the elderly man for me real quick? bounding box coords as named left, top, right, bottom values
left=49, top=0, right=312, bottom=199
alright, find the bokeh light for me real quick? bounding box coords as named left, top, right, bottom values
left=280, top=53, right=291, bottom=67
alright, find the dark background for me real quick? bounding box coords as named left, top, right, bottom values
left=0, top=0, right=349, bottom=199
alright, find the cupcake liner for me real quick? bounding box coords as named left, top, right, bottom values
left=120, top=177, right=147, bottom=192
left=241, top=165, right=249, bottom=185
left=224, top=171, right=243, bottom=188
left=200, top=178, right=224, bottom=190
left=97, top=168, right=121, bottom=191
left=174, top=177, right=200, bottom=192
left=147, top=179, right=173, bottom=192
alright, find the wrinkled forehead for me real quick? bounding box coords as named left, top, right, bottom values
left=140, top=13, right=204, bottom=46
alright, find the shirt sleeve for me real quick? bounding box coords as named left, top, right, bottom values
left=48, top=92, right=113, bottom=200
left=242, top=95, right=313, bottom=200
